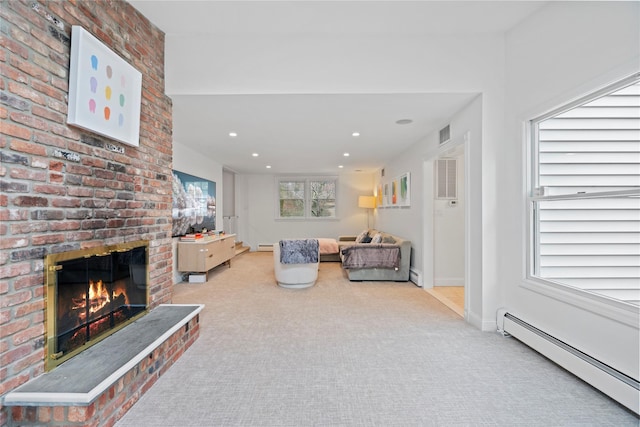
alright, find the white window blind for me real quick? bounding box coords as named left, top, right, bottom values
left=530, top=76, right=640, bottom=306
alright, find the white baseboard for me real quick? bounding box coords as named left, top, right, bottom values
left=409, top=268, right=422, bottom=287
left=500, top=312, right=639, bottom=415
left=434, top=277, right=464, bottom=287
left=467, top=311, right=495, bottom=331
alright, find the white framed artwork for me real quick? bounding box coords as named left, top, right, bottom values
left=67, top=26, right=142, bottom=147
left=398, top=172, right=411, bottom=206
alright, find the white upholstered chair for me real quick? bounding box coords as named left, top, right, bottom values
left=273, top=240, right=320, bottom=288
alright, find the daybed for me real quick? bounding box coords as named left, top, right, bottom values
left=338, top=229, right=411, bottom=281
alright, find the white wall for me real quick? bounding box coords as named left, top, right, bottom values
left=171, top=28, right=507, bottom=329
left=375, top=95, right=484, bottom=325
left=236, top=172, right=374, bottom=249
left=172, top=140, right=224, bottom=283
left=502, top=2, right=639, bottom=379
left=167, top=5, right=640, bottom=365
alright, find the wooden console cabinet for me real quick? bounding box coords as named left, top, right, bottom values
left=177, top=234, right=236, bottom=274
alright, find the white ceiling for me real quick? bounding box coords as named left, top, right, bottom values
left=129, top=1, right=545, bottom=174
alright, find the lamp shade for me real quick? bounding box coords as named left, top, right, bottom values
left=358, top=195, right=376, bottom=209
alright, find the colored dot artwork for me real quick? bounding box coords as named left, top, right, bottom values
left=68, top=26, right=142, bottom=147
left=88, top=54, right=126, bottom=127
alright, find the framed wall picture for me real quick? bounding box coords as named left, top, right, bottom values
left=398, top=172, right=411, bottom=206
left=67, top=26, right=142, bottom=147
left=383, top=182, right=390, bottom=207
left=391, top=178, right=398, bottom=205
left=172, top=171, right=217, bottom=237
left=377, top=183, right=383, bottom=207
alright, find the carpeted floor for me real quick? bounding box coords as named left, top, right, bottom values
left=116, top=252, right=638, bottom=426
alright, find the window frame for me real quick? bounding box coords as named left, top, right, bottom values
left=525, top=74, right=640, bottom=325
left=275, top=176, right=338, bottom=220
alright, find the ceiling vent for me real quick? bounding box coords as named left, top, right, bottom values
left=439, top=124, right=451, bottom=145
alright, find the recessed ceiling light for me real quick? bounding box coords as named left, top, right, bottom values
left=229, top=132, right=237, bottom=137
left=266, top=165, right=271, bottom=169
left=343, top=152, right=350, bottom=157
left=338, top=165, right=344, bottom=168
left=395, top=119, right=413, bottom=125
left=252, top=153, right=259, bottom=157
left=352, top=132, right=360, bottom=137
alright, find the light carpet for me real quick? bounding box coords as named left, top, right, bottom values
left=116, top=252, right=637, bottom=426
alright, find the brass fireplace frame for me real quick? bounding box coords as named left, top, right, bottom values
left=44, top=240, right=149, bottom=371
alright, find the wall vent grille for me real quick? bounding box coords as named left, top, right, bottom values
left=436, top=159, right=457, bottom=199
left=439, top=124, right=451, bottom=145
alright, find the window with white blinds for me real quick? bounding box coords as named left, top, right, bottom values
left=529, top=75, right=640, bottom=306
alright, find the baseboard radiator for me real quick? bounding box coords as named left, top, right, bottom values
left=497, top=310, right=639, bottom=415
left=409, top=268, right=422, bottom=287
left=257, top=244, right=274, bottom=252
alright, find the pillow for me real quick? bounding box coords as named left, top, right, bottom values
left=360, top=236, right=373, bottom=243
left=382, top=235, right=396, bottom=244
left=370, top=233, right=382, bottom=244
left=355, top=230, right=369, bottom=243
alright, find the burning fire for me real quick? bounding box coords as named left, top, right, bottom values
left=72, top=280, right=128, bottom=321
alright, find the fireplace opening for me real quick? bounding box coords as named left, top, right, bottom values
left=45, top=241, right=149, bottom=371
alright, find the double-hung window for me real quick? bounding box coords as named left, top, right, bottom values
left=277, top=177, right=337, bottom=219
left=528, top=75, right=640, bottom=307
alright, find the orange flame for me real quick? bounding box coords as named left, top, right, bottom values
left=71, top=280, right=128, bottom=323
left=88, top=279, right=110, bottom=314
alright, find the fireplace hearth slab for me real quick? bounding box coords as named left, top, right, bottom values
left=4, top=304, right=203, bottom=406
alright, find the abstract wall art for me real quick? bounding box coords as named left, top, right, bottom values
left=383, top=182, right=390, bottom=207
left=67, top=26, right=142, bottom=147
left=378, top=173, right=410, bottom=208
left=398, top=172, right=411, bottom=206
left=172, top=171, right=217, bottom=237
left=392, top=179, right=398, bottom=205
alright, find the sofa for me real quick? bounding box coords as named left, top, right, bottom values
left=317, top=238, right=341, bottom=262
left=338, top=229, right=411, bottom=281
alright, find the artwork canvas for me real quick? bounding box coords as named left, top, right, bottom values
left=172, top=171, right=216, bottom=237
left=398, top=173, right=411, bottom=206
left=383, top=183, right=390, bottom=206
left=391, top=179, right=398, bottom=205
left=377, top=183, right=383, bottom=207
left=67, top=26, right=142, bottom=147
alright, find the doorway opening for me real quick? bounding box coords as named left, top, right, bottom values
left=424, top=132, right=469, bottom=318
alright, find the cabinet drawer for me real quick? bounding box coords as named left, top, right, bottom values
left=204, top=239, right=221, bottom=270
left=177, top=234, right=236, bottom=274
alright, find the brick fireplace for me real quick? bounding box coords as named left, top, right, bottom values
left=44, top=241, right=149, bottom=371
left=1, top=1, right=175, bottom=426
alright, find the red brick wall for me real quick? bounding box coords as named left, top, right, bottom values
left=0, top=1, right=173, bottom=424
left=9, top=314, right=200, bottom=427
